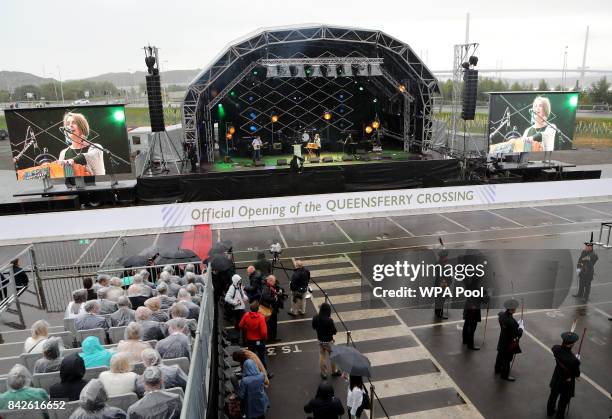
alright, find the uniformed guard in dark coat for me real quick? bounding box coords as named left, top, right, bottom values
left=434, top=250, right=451, bottom=320
left=573, top=240, right=598, bottom=301
left=546, top=331, right=581, bottom=418
left=494, top=299, right=523, bottom=381
left=462, top=279, right=487, bottom=351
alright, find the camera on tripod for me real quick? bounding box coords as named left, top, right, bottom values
left=269, top=242, right=282, bottom=261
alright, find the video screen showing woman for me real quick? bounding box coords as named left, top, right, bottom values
left=59, top=112, right=106, bottom=176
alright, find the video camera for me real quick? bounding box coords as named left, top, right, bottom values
left=269, top=242, right=282, bottom=262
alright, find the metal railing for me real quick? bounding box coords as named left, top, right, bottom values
left=0, top=245, right=45, bottom=329
left=595, top=222, right=612, bottom=248
left=181, top=268, right=214, bottom=419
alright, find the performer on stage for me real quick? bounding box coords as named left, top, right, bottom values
left=59, top=112, right=105, bottom=175
left=252, top=136, right=263, bottom=162
left=344, top=133, right=357, bottom=156
left=313, top=133, right=321, bottom=157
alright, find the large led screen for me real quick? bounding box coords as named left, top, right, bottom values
left=6, top=105, right=131, bottom=180
left=488, top=91, right=579, bottom=153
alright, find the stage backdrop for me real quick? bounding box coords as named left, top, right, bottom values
left=6, top=105, right=131, bottom=180
left=488, top=91, right=579, bottom=152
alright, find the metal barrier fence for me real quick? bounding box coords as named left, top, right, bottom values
left=0, top=245, right=45, bottom=329
left=181, top=268, right=214, bottom=419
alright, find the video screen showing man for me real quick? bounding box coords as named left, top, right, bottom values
left=488, top=92, right=578, bottom=157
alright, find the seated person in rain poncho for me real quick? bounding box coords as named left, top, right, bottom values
left=127, top=366, right=183, bottom=419
left=68, top=379, right=126, bottom=419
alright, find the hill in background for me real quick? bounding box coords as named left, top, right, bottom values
left=0, top=69, right=202, bottom=90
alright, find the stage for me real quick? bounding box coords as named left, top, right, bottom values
left=136, top=150, right=461, bottom=203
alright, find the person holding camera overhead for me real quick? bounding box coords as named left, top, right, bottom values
left=288, top=260, right=310, bottom=316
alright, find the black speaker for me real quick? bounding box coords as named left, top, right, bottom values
left=461, top=69, right=478, bottom=121
left=276, top=159, right=287, bottom=166
left=254, top=160, right=265, bottom=167
left=342, top=155, right=354, bottom=161
left=309, top=157, right=320, bottom=163
left=146, top=74, right=165, bottom=132
left=322, top=157, right=333, bottom=163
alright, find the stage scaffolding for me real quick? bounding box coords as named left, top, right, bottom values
left=183, top=25, right=439, bottom=163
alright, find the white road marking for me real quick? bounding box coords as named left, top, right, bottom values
left=333, top=220, right=354, bottom=242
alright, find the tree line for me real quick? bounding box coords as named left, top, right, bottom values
left=438, top=76, right=612, bottom=105
left=0, top=80, right=120, bottom=102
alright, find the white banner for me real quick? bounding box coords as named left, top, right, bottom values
left=1, top=179, right=611, bottom=242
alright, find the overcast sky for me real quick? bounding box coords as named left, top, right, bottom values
left=1, top=0, right=611, bottom=80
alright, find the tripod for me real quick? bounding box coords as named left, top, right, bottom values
left=140, top=130, right=185, bottom=176
left=271, top=252, right=291, bottom=281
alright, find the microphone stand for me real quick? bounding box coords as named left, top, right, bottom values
left=62, top=128, right=129, bottom=188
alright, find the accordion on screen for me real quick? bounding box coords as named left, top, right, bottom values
left=17, top=162, right=92, bottom=180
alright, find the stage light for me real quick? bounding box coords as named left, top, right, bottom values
left=469, top=56, right=479, bottom=66
left=229, top=126, right=236, bottom=134
left=372, top=120, right=380, bottom=129
left=112, top=109, right=125, bottom=122
left=253, top=70, right=258, bottom=76
left=226, top=133, right=233, bottom=140
left=249, top=112, right=257, bottom=119
left=398, top=84, right=406, bottom=93
left=217, top=103, right=225, bottom=118
left=230, top=91, right=236, bottom=97
left=568, top=94, right=579, bottom=108
left=323, top=112, right=332, bottom=121
left=373, top=98, right=378, bottom=103
left=249, top=125, right=257, bottom=132
left=365, top=126, right=373, bottom=134
left=358, top=86, right=364, bottom=91
left=271, top=115, right=279, bottom=123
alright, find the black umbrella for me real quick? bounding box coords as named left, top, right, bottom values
left=138, top=246, right=162, bottom=258
left=208, top=240, right=233, bottom=257
left=119, top=255, right=150, bottom=268
left=330, top=345, right=372, bottom=377
left=157, top=248, right=201, bottom=265
left=210, top=254, right=233, bottom=272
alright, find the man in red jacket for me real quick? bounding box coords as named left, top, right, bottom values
left=239, top=300, right=268, bottom=368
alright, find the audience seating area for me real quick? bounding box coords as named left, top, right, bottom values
left=0, top=264, right=203, bottom=418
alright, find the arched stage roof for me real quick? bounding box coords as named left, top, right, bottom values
left=182, top=24, right=439, bottom=162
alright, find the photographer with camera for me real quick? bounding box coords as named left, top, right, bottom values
left=288, top=260, right=310, bottom=316
left=261, top=275, right=285, bottom=343
left=245, top=266, right=264, bottom=301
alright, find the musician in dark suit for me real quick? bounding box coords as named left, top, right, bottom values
left=547, top=332, right=581, bottom=418
left=344, top=133, right=357, bottom=156
left=494, top=299, right=523, bottom=381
